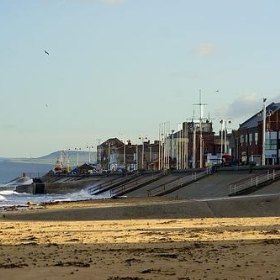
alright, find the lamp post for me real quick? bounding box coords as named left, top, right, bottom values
left=192, top=123, right=197, bottom=169
left=220, top=119, right=231, bottom=160
left=184, top=124, right=189, bottom=169
left=262, top=98, right=267, bottom=166
left=121, top=139, right=128, bottom=169
left=194, top=89, right=207, bottom=169
left=135, top=144, right=138, bottom=170
left=199, top=91, right=203, bottom=168
left=224, top=120, right=231, bottom=154
left=87, top=145, right=93, bottom=164
left=162, top=135, right=165, bottom=171
left=220, top=120, right=223, bottom=159
left=124, top=141, right=126, bottom=168
left=74, top=148, right=81, bottom=167
left=149, top=145, right=152, bottom=170
left=171, top=129, right=175, bottom=160
left=107, top=142, right=114, bottom=170
left=96, top=139, right=101, bottom=167
left=139, top=136, right=148, bottom=169
left=66, top=148, right=71, bottom=173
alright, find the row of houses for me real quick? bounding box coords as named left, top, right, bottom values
left=96, top=102, right=280, bottom=171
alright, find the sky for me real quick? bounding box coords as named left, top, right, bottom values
left=1, top=0, right=280, bottom=158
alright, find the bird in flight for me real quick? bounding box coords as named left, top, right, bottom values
left=44, top=50, right=50, bottom=55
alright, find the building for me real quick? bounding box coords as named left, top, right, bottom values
left=98, top=138, right=161, bottom=171
left=169, top=121, right=216, bottom=169
left=238, top=102, right=280, bottom=165
left=97, top=120, right=227, bottom=171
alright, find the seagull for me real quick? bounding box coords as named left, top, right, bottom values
left=44, top=50, right=50, bottom=55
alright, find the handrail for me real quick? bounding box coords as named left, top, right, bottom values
left=88, top=173, right=139, bottom=195
left=147, top=169, right=210, bottom=197
left=229, top=169, right=280, bottom=195
left=228, top=170, right=267, bottom=185
left=110, top=172, right=165, bottom=197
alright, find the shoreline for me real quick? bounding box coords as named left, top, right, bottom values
left=1, top=195, right=280, bottom=279
left=1, top=194, right=280, bottom=221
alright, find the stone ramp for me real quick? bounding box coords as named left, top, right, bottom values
left=4, top=194, right=280, bottom=221
left=125, top=172, right=253, bottom=199
left=126, top=173, right=187, bottom=197
left=164, top=172, right=258, bottom=199
left=253, top=179, right=280, bottom=195
left=110, top=173, right=166, bottom=197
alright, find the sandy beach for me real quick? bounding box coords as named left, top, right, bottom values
left=1, top=196, right=280, bottom=280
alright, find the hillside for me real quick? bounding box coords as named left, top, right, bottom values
left=0, top=151, right=97, bottom=183
left=1, top=151, right=97, bottom=165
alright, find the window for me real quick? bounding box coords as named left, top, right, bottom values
left=255, top=132, right=258, bottom=145
left=240, top=134, right=244, bottom=145
left=249, top=133, right=252, bottom=145
left=266, top=139, right=277, bottom=150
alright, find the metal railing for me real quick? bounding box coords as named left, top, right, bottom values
left=88, top=174, right=138, bottom=195
left=147, top=169, right=211, bottom=197
left=110, top=172, right=165, bottom=197
left=229, top=169, right=280, bottom=195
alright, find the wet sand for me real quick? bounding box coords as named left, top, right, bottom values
left=1, top=196, right=280, bottom=280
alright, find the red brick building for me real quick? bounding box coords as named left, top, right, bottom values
left=238, top=102, right=280, bottom=165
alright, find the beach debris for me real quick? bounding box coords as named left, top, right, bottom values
left=3, top=206, right=18, bottom=211
left=54, top=261, right=90, bottom=267
left=0, top=263, right=28, bottom=269
left=27, top=201, right=37, bottom=207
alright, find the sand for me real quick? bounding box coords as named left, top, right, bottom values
left=1, top=196, right=280, bottom=280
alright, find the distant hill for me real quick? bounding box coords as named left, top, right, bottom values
left=2, top=151, right=97, bottom=165
left=0, top=151, right=97, bottom=183
left=0, top=161, right=53, bottom=184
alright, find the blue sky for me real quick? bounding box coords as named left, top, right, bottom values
left=1, top=0, right=280, bottom=157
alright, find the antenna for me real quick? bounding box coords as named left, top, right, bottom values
left=193, top=89, right=208, bottom=168
left=193, top=89, right=208, bottom=121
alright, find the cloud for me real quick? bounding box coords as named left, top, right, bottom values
left=226, top=94, right=262, bottom=119
left=193, top=44, right=214, bottom=56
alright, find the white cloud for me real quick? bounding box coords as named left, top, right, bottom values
left=226, top=94, right=262, bottom=119
left=211, top=93, right=264, bottom=129
left=193, top=44, right=214, bottom=56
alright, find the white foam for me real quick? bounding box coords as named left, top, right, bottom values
left=0, top=195, right=7, bottom=201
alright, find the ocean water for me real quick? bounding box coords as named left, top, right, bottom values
left=0, top=160, right=53, bottom=184
left=0, top=160, right=111, bottom=208
left=0, top=184, right=110, bottom=208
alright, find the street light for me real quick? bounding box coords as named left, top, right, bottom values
left=220, top=119, right=232, bottom=158
left=121, top=139, right=129, bottom=169
left=124, top=141, right=126, bottom=168
left=96, top=139, right=101, bottom=170
left=139, top=136, right=148, bottom=169
left=149, top=145, right=152, bottom=170
left=192, top=123, right=197, bottom=169
left=74, top=148, right=81, bottom=166
left=67, top=149, right=71, bottom=173
left=87, top=146, right=94, bottom=164
left=262, top=98, right=267, bottom=166
left=224, top=120, right=231, bottom=154
left=107, top=142, right=114, bottom=170
left=220, top=120, right=223, bottom=159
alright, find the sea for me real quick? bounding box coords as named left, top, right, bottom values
left=0, top=158, right=107, bottom=208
